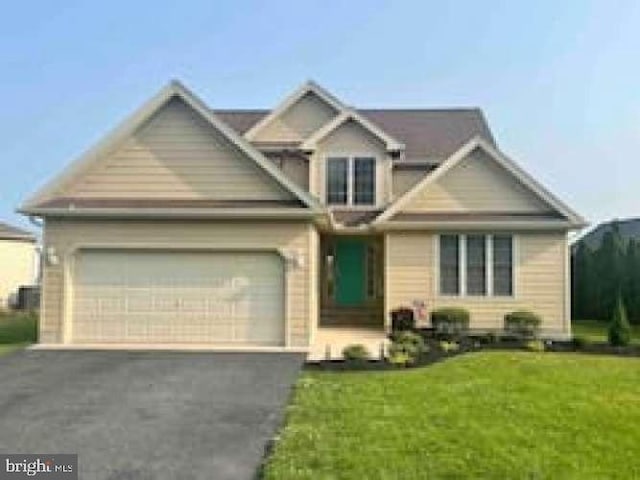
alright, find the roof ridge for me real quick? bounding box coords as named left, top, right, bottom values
left=214, top=107, right=484, bottom=113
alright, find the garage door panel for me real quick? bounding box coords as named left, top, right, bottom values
left=72, top=250, right=285, bottom=345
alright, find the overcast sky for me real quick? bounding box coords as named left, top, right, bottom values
left=1, top=0, right=638, bottom=234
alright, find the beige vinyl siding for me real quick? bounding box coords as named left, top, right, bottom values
left=385, top=231, right=569, bottom=335
left=268, top=155, right=309, bottom=191
left=392, top=169, right=428, bottom=199
left=402, top=149, right=552, bottom=213
left=40, top=219, right=315, bottom=347
left=253, top=92, right=339, bottom=143
left=62, top=98, right=294, bottom=201
left=0, top=239, right=36, bottom=308
left=311, top=119, right=392, bottom=206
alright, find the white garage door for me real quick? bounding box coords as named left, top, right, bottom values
left=72, top=250, right=285, bottom=345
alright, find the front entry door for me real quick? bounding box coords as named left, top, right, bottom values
left=335, top=239, right=366, bottom=306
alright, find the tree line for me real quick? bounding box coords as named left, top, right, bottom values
left=572, top=224, right=640, bottom=324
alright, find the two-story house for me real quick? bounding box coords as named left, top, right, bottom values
left=20, top=80, right=585, bottom=357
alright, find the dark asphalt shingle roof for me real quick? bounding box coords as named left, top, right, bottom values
left=215, top=108, right=495, bottom=160
left=0, top=222, right=35, bottom=241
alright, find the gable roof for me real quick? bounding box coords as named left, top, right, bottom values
left=374, top=136, right=587, bottom=228
left=0, top=222, right=35, bottom=241
left=243, top=81, right=346, bottom=141
left=21, top=81, right=322, bottom=214
left=216, top=108, right=494, bottom=160
left=300, top=110, right=404, bottom=151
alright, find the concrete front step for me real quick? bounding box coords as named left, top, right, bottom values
left=308, top=327, right=390, bottom=361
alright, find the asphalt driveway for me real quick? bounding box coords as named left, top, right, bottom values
left=0, top=350, right=304, bottom=479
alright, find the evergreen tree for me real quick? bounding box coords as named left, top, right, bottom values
left=608, top=295, right=631, bottom=346
left=594, top=224, right=624, bottom=320
left=572, top=243, right=596, bottom=319
left=622, top=239, right=640, bottom=324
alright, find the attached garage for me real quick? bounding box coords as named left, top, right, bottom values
left=71, top=250, right=285, bottom=346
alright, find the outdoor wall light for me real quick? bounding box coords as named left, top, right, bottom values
left=283, top=250, right=304, bottom=269
left=45, top=246, right=59, bottom=266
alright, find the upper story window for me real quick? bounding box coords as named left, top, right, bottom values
left=438, top=234, right=514, bottom=297
left=326, top=156, right=376, bottom=206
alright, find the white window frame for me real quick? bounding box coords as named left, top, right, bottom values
left=435, top=233, right=517, bottom=298
left=325, top=155, right=377, bottom=207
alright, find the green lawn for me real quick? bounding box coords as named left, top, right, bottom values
left=0, top=310, right=37, bottom=354
left=573, top=319, right=640, bottom=344
left=264, top=352, right=640, bottom=480
left=0, top=343, right=29, bottom=356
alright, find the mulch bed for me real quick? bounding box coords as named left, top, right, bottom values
left=306, top=335, right=640, bottom=372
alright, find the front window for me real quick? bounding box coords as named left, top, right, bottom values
left=493, top=235, right=514, bottom=296
left=354, top=157, right=375, bottom=205
left=439, top=234, right=514, bottom=297
left=326, top=156, right=376, bottom=206
left=466, top=235, right=487, bottom=296
left=326, top=157, right=348, bottom=205
left=439, top=235, right=460, bottom=295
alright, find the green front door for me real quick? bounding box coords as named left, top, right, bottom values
left=335, top=239, right=366, bottom=306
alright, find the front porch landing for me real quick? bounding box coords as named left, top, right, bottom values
left=308, top=327, right=390, bottom=361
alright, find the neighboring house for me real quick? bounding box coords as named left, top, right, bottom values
left=0, top=222, right=37, bottom=309
left=19, top=80, right=585, bottom=352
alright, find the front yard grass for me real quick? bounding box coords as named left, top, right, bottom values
left=264, top=351, right=640, bottom=479
left=573, top=319, right=640, bottom=344
left=0, top=310, right=37, bottom=350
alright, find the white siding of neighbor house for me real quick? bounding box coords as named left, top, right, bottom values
left=252, top=92, right=339, bottom=143
left=0, top=239, right=36, bottom=308
left=310, top=119, right=393, bottom=207
left=402, top=148, right=552, bottom=213
left=58, top=98, right=294, bottom=201
left=385, top=231, right=569, bottom=336
left=40, top=219, right=315, bottom=347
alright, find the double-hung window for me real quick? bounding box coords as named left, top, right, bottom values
left=326, top=156, right=376, bottom=206
left=438, top=234, right=514, bottom=297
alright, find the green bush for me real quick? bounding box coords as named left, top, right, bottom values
left=524, top=340, right=545, bottom=352
left=431, top=308, right=470, bottom=339
left=571, top=335, right=590, bottom=349
left=388, top=331, right=426, bottom=364
left=0, top=311, right=38, bottom=344
left=342, top=344, right=370, bottom=362
left=484, top=331, right=500, bottom=344
left=390, top=307, right=415, bottom=332
left=504, top=310, right=542, bottom=339
left=439, top=341, right=460, bottom=353
left=387, top=351, right=412, bottom=367
left=608, top=296, right=632, bottom=347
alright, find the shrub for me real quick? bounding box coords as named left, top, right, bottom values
left=390, top=307, right=415, bottom=332
left=608, top=296, right=632, bottom=347
left=388, top=331, right=427, bottom=364
left=571, top=335, right=590, bottom=349
left=524, top=340, right=545, bottom=352
left=504, top=310, right=542, bottom=339
left=387, top=351, right=412, bottom=367
left=439, top=341, right=460, bottom=353
left=342, top=344, right=370, bottom=362
left=0, top=311, right=38, bottom=344
left=431, top=308, right=470, bottom=339
left=485, top=331, right=500, bottom=344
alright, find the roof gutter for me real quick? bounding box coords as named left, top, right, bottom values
left=372, top=220, right=584, bottom=231
left=17, top=207, right=321, bottom=220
